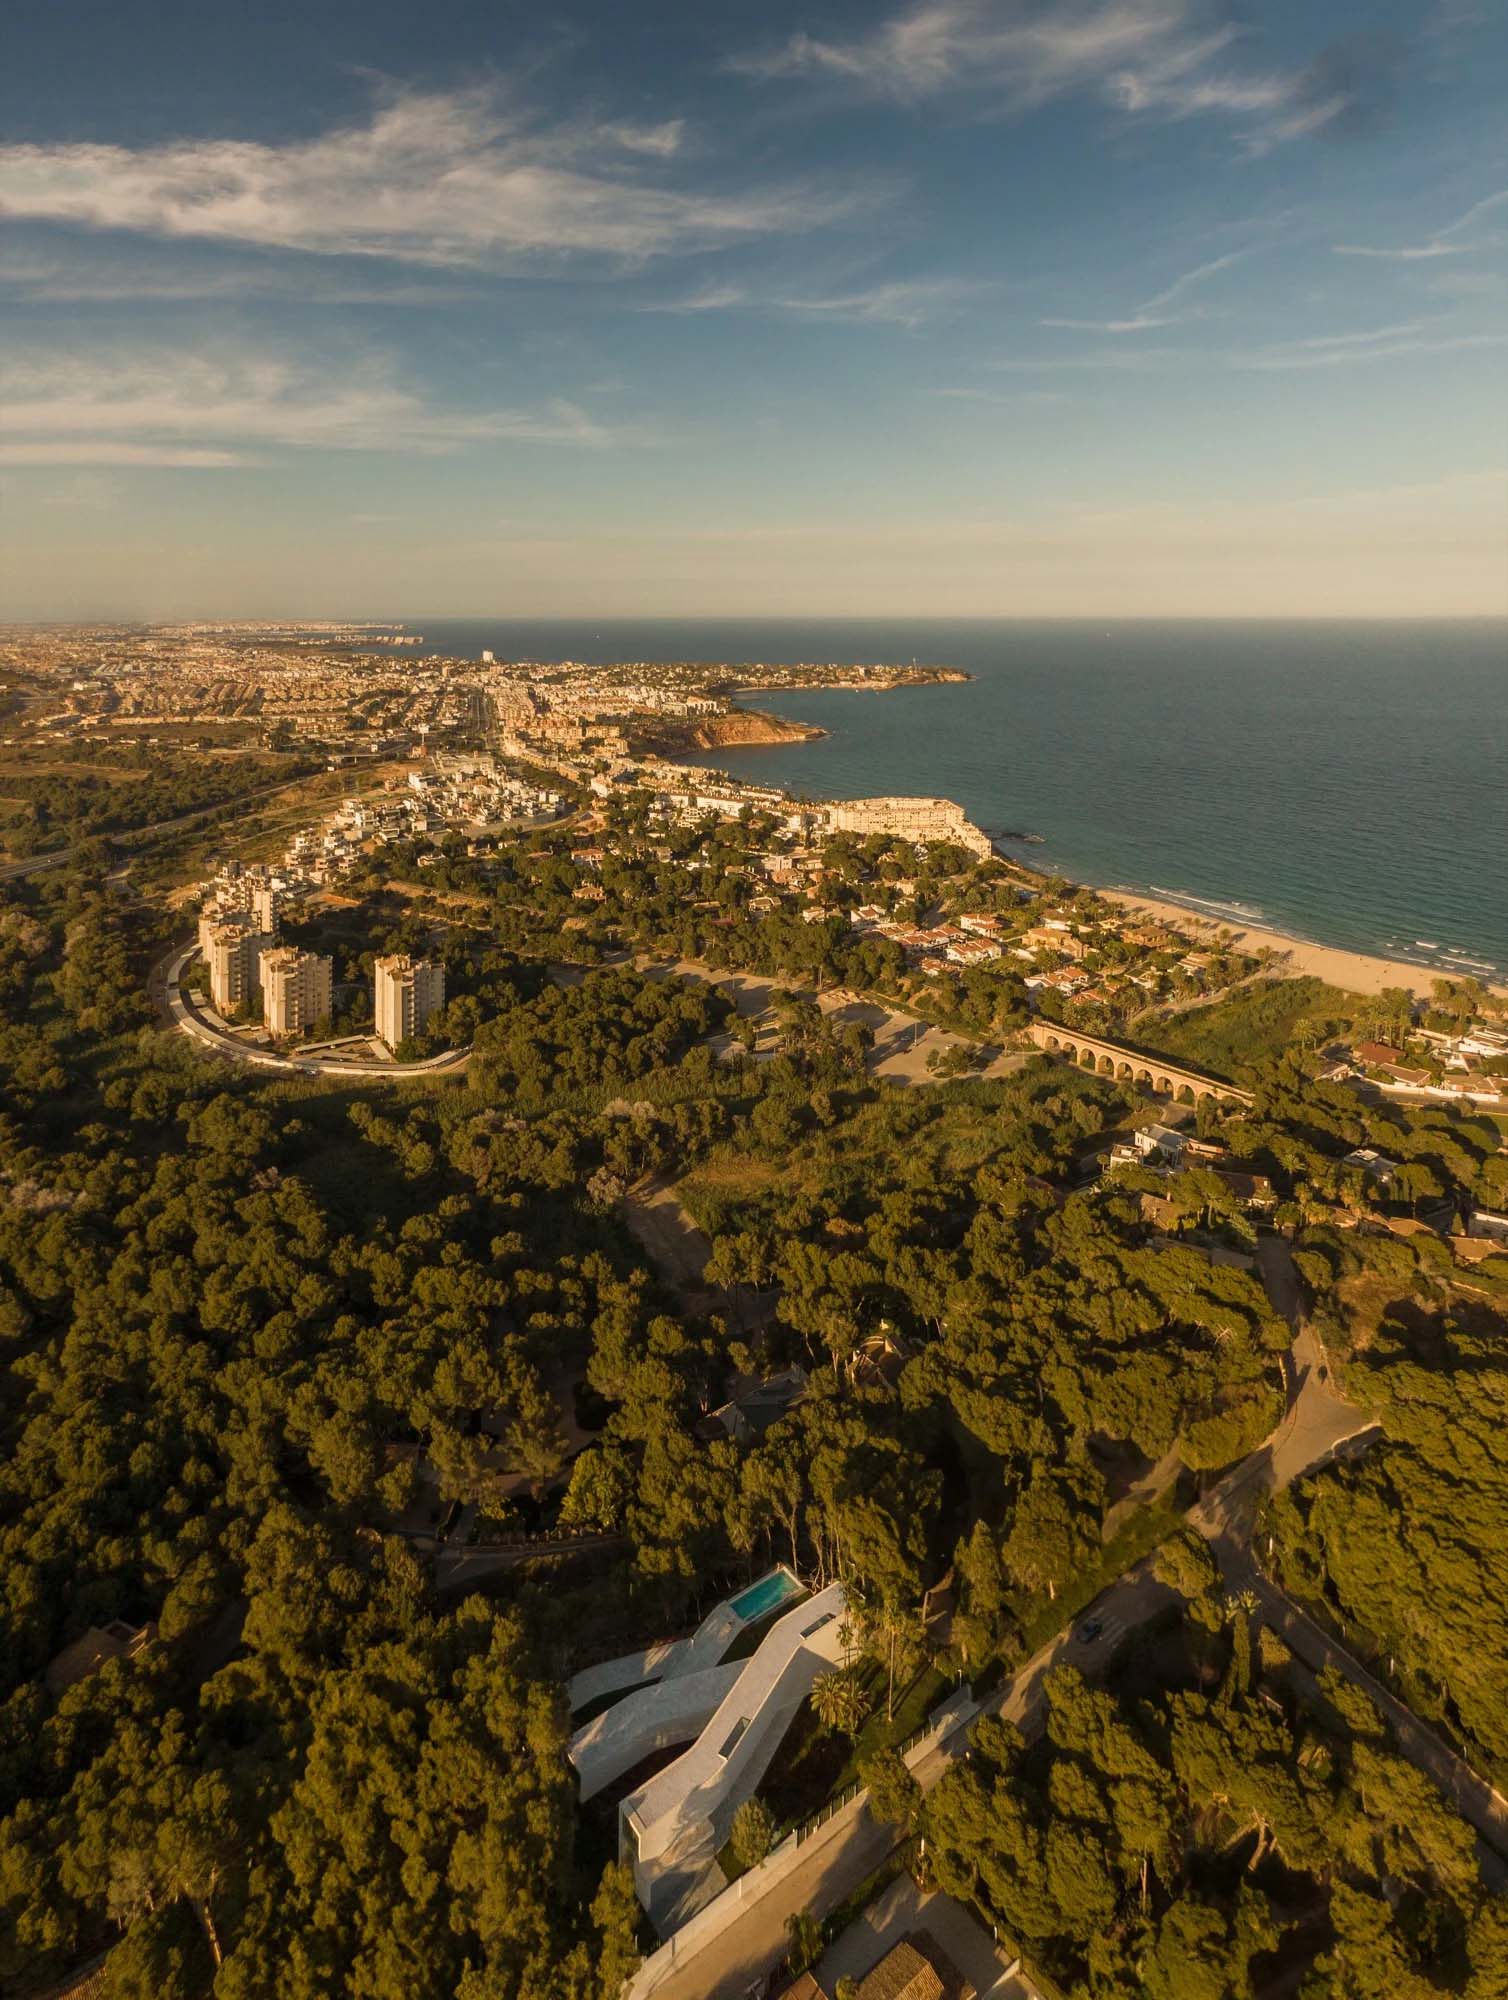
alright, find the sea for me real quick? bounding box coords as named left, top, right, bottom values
left=377, top=620, right=1508, bottom=980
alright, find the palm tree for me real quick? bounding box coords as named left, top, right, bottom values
left=786, top=1909, right=823, bottom=1975
left=810, top=1667, right=871, bottom=1736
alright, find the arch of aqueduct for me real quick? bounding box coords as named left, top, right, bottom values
left=1027, top=1021, right=1254, bottom=1107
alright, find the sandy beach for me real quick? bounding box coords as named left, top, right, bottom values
left=1103, top=892, right=1508, bottom=1001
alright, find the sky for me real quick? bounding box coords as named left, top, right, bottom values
left=2, top=0, right=1506, bottom=620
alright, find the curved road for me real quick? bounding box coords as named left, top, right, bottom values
left=154, top=943, right=470, bottom=1081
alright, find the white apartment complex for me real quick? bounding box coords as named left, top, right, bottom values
left=260, top=947, right=333, bottom=1038
left=202, top=862, right=285, bottom=935
left=824, top=795, right=994, bottom=859
left=203, top=915, right=274, bottom=1015
left=373, top=955, right=445, bottom=1050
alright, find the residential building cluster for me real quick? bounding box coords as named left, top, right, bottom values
left=824, top=794, right=993, bottom=858
left=537, top=768, right=1252, bottom=1026
left=193, top=856, right=444, bottom=1052
left=193, top=922, right=444, bottom=1052
left=840, top=896, right=1225, bottom=1010
left=1328, top=1019, right=1508, bottom=1106
left=13, top=625, right=482, bottom=754
left=275, top=761, right=561, bottom=887
left=197, top=907, right=332, bottom=1040
left=586, top=759, right=998, bottom=863
left=191, top=758, right=564, bottom=911
left=4, top=621, right=965, bottom=774
left=5, top=626, right=986, bottom=926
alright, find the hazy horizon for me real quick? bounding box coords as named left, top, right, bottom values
left=9, top=612, right=1507, bottom=632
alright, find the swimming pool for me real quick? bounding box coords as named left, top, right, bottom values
left=729, top=1568, right=802, bottom=1624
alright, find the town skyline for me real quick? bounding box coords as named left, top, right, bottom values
left=4, top=0, right=1507, bottom=619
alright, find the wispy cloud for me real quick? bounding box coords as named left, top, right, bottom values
left=602, top=120, right=687, bottom=158
left=991, top=346, right=1179, bottom=372
left=734, top=0, right=1375, bottom=148
left=0, top=246, right=477, bottom=305
left=1043, top=247, right=1249, bottom=332
left=1334, top=186, right=1508, bottom=260
left=775, top=277, right=983, bottom=326
left=931, top=385, right=1069, bottom=406
left=988, top=318, right=1507, bottom=374
left=643, top=275, right=980, bottom=326
left=1426, top=267, right=1508, bottom=302
left=641, top=280, right=752, bottom=313
left=1233, top=324, right=1508, bottom=369
left=0, top=347, right=644, bottom=467
left=0, top=441, right=245, bottom=467
left=735, top=0, right=1196, bottom=98
left=0, top=87, right=859, bottom=268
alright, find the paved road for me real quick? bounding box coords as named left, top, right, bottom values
left=1219, top=1552, right=1508, bottom=1888
left=1190, top=1235, right=1508, bottom=1879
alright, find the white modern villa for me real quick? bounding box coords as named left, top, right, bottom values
left=566, top=1568, right=849, bottom=1934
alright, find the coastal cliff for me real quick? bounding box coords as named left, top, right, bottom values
left=686, top=709, right=825, bottom=748
left=630, top=707, right=826, bottom=754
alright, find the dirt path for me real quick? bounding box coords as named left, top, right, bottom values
left=620, top=1178, right=715, bottom=1292
left=619, top=1177, right=775, bottom=1339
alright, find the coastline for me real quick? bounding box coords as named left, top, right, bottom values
left=1101, top=891, right=1508, bottom=1001
left=669, top=732, right=1505, bottom=1000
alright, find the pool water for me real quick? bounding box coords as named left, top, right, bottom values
left=729, top=1569, right=802, bottom=1623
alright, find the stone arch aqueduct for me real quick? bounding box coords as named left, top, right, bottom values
left=1027, top=1021, right=1254, bottom=1107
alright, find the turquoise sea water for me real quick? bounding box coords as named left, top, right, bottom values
left=393, top=621, right=1508, bottom=978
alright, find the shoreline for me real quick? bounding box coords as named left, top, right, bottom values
left=670, top=736, right=1507, bottom=999
left=481, top=652, right=1505, bottom=1002
left=1100, top=890, right=1508, bottom=1001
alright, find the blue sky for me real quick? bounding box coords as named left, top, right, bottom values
left=2, top=0, right=1505, bottom=617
